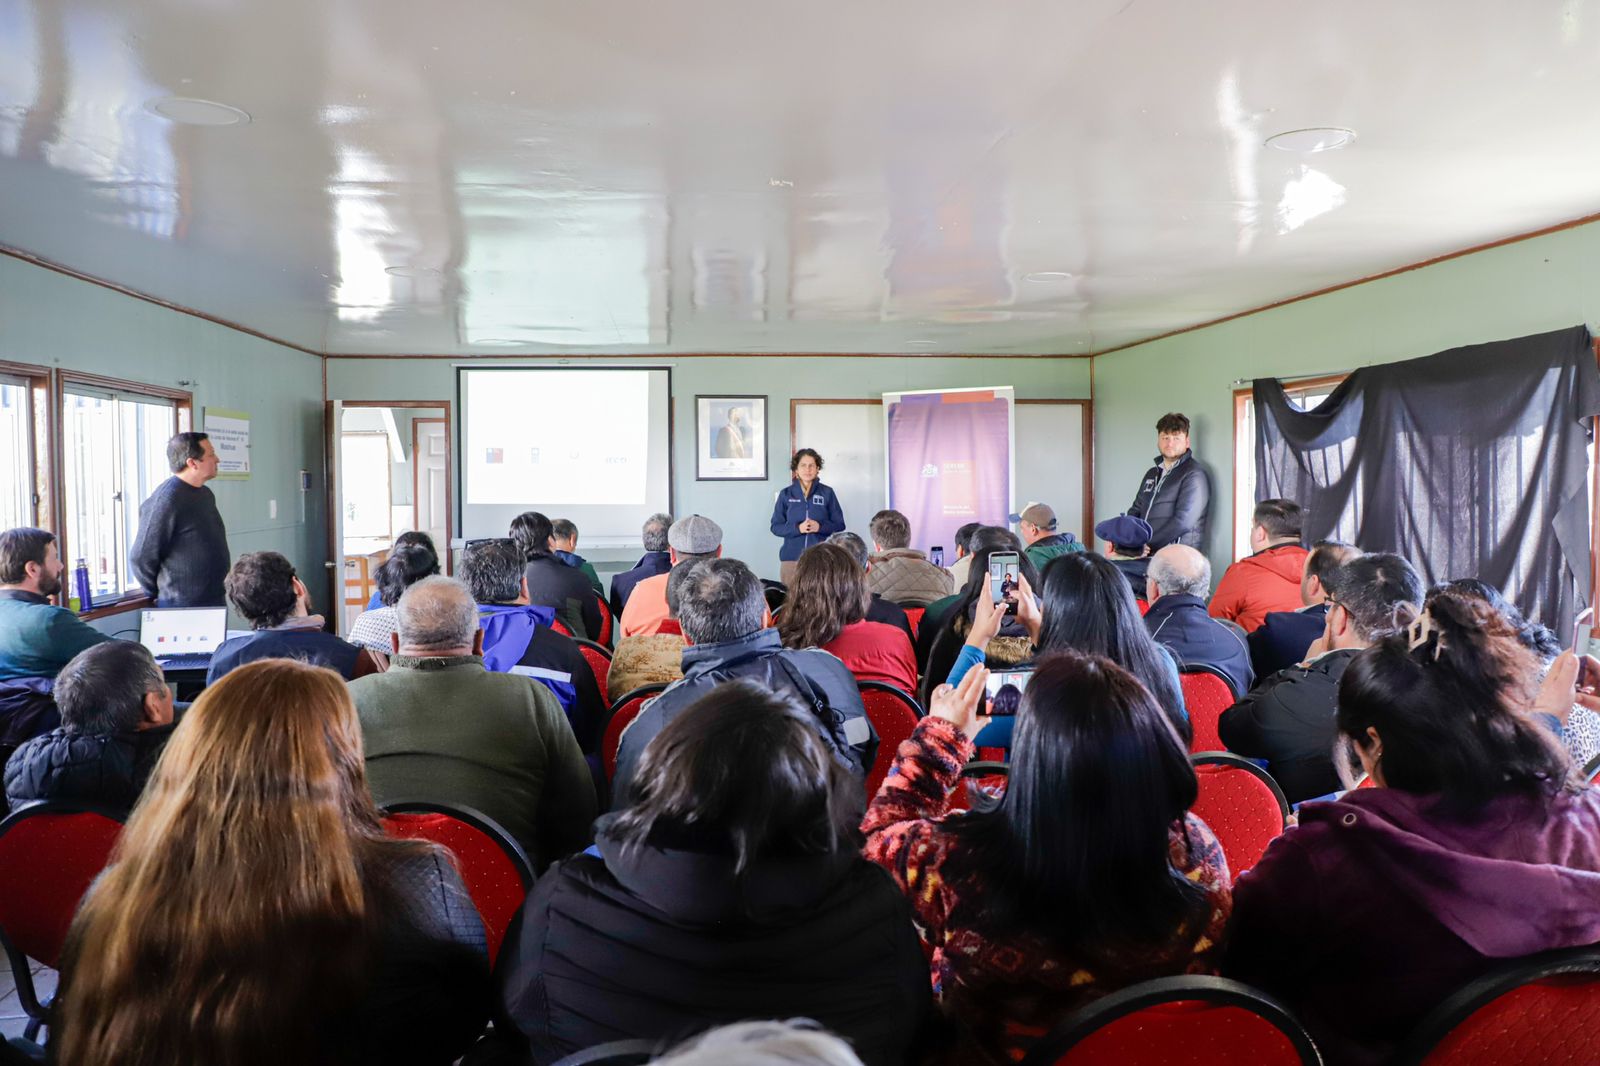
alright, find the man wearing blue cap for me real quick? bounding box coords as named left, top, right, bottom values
left=1096, top=514, right=1155, bottom=594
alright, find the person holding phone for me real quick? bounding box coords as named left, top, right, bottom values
left=918, top=538, right=1041, bottom=708
left=770, top=449, right=845, bottom=585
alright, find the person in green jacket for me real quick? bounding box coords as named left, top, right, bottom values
left=348, top=575, right=598, bottom=871
left=0, top=528, right=109, bottom=682
left=1012, top=502, right=1084, bottom=573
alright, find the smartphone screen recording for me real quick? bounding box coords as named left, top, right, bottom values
left=985, top=667, right=1032, bottom=716
left=987, top=551, right=1021, bottom=615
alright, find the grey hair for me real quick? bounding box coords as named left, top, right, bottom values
left=396, top=576, right=480, bottom=651
left=460, top=539, right=524, bottom=604
left=826, top=531, right=869, bottom=569
left=1148, top=545, right=1211, bottom=599
left=652, top=1020, right=865, bottom=1066
left=54, top=641, right=166, bottom=734
left=643, top=512, right=674, bottom=553
left=675, top=558, right=765, bottom=645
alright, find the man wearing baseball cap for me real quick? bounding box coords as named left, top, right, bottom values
left=619, top=515, right=723, bottom=638
left=1095, top=514, right=1155, bottom=593
left=1010, top=502, right=1083, bottom=573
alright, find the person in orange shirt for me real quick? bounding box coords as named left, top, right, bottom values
left=1208, top=499, right=1309, bottom=632
left=618, top=515, right=723, bottom=638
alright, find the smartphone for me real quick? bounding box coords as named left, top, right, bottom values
left=930, top=545, right=945, bottom=568
left=1575, top=608, right=1599, bottom=690
left=987, top=551, right=1021, bottom=615
left=984, top=667, right=1032, bottom=716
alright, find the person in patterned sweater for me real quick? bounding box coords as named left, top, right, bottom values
left=862, top=655, right=1232, bottom=1065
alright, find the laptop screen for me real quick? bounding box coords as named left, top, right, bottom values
left=139, top=608, right=228, bottom=658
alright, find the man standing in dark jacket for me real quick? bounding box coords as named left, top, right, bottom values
left=1219, top=553, right=1422, bottom=802
left=1143, top=546, right=1253, bottom=698
left=129, top=432, right=230, bottom=607
left=1127, top=413, right=1211, bottom=552
left=5, top=641, right=178, bottom=812
left=611, top=558, right=875, bottom=803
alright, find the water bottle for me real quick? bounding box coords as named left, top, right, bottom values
left=930, top=545, right=945, bottom=568
left=74, top=559, right=94, bottom=613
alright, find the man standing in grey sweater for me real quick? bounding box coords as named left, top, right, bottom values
left=129, top=432, right=230, bottom=607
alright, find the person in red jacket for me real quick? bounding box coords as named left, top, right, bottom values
left=779, top=543, right=917, bottom=694
left=1209, top=499, right=1309, bottom=632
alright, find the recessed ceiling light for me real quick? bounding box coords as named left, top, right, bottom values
left=145, top=97, right=251, bottom=126
left=384, top=265, right=442, bottom=278
left=1024, top=271, right=1073, bottom=282
left=1264, top=127, right=1355, bottom=153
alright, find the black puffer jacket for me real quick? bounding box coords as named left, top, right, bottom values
left=496, top=821, right=933, bottom=1065
left=1128, top=450, right=1211, bottom=550
left=3, top=722, right=177, bottom=813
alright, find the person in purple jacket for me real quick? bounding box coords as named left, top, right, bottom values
left=1226, top=588, right=1600, bottom=1065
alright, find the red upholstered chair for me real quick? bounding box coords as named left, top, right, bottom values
left=573, top=638, right=612, bottom=697
left=380, top=801, right=533, bottom=967
left=1189, top=753, right=1289, bottom=883
left=550, top=617, right=574, bottom=637
left=595, top=596, right=614, bottom=646
left=0, top=802, right=126, bottom=1039
left=603, top=683, right=671, bottom=783
left=1180, top=666, right=1236, bottom=754
left=656, top=618, right=683, bottom=637
left=1585, top=753, right=1600, bottom=786
left=1135, top=598, right=1150, bottom=616
left=1394, top=946, right=1600, bottom=1066
left=1017, top=975, right=1322, bottom=1065
left=1350, top=772, right=1378, bottom=790
left=951, top=760, right=1009, bottom=812
left=857, top=681, right=924, bottom=798
left=550, top=1038, right=660, bottom=1066
left=904, top=606, right=926, bottom=640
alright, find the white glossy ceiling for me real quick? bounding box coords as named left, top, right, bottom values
left=3, top=0, right=1600, bottom=356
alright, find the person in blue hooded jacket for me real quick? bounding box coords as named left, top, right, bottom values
left=769, top=448, right=845, bottom=584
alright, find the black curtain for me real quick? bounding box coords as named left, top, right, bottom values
left=1254, top=324, right=1600, bottom=630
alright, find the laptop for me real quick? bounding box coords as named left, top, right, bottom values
left=139, top=607, right=228, bottom=670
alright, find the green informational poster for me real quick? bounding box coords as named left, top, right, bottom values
left=204, top=407, right=251, bottom=480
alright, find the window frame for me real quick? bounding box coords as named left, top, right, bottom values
left=0, top=360, right=55, bottom=537
left=56, top=370, right=192, bottom=617
left=1231, top=373, right=1348, bottom=561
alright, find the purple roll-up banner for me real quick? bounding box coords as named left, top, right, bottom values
left=883, top=387, right=1015, bottom=556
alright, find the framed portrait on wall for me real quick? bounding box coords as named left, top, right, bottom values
left=696, top=395, right=768, bottom=481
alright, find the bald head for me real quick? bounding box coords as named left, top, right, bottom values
left=1147, top=544, right=1211, bottom=601
left=395, top=576, right=481, bottom=655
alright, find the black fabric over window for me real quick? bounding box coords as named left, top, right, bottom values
left=1254, top=325, right=1600, bottom=630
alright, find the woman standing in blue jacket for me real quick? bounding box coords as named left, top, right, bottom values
left=769, top=448, right=845, bottom=584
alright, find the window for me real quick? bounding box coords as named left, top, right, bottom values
left=1233, top=375, right=1346, bottom=560
left=61, top=380, right=187, bottom=602
left=0, top=362, right=52, bottom=534
left=340, top=431, right=393, bottom=541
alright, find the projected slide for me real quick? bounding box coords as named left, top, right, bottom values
left=464, top=370, right=648, bottom=505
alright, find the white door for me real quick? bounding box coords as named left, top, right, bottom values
left=413, top=418, right=449, bottom=571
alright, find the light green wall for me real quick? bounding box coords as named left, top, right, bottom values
left=327, top=356, right=1091, bottom=580
left=1092, top=219, right=1600, bottom=579
left=0, top=255, right=328, bottom=622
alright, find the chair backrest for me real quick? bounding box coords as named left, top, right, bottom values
left=1189, top=753, right=1289, bottom=883
left=550, top=1038, right=661, bottom=1066
left=1135, top=598, right=1150, bottom=616
left=595, top=596, right=613, bottom=646
left=1179, top=667, right=1236, bottom=754
left=380, top=801, right=533, bottom=968
left=761, top=580, right=788, bottom=612
left=0, top=803, right=125, bottom=970
left=573, top=638, right=612, bottom=697
left=857, top=682, right=923, bottom=797
left=603, top=683, right=671, bottom=782
left=549, top=616, right=574, bottom=637
left=656, top=617, right=683, bottom=637
left=1585, top=752, right=1600, bottom=786
left=951, top=760, right=1010, bottom=811
left=903, top=605, right=926, bottom=639
left=1018, top=974, right=1322, bottom=1065
left=1395, top=946, right=1600, bottom=1066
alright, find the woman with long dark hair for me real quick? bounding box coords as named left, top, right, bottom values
left=348, top=541, right=442, bottom=655
left=496, top=681, right=931, bottom=1065
left=917, top=528, right=1041, bottom=705
left=1227, top=590, right=1600, bottom=1064
left=51, top=659, right=489, bottom=1066
left=779, top=543, right=917, bottom=693
left=864, top=656, right=1229, bottom=1064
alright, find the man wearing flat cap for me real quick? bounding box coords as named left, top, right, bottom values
left=1012, top=502, right=1084, bottom=573
left=1096, top=514, right=1155, bottom=594
left=619, top=514, right=724, bottom=638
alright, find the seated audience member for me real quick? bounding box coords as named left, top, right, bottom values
left=52, top=658, right=489, bottom=1066
left=611, top=558, right=874, bottom=802
left=609, top=511, right=674, bottom=619
left=865, top=509, right=954, bottom=606
left=619, top=514, right=722, bottom=638
left=1095, top=514, right=1155, bottom=594
left=0, top=676, right=61, bottom=796
left=1014, top=501, right=1084, bottom=572
left=497, top=683, right=931, bottom=1066
left=864, top=657, right=1230, bottom=1065
left=607, top=563, right=694, bottom=701
left=1208, top=499, right=1309, bottom=631
left=651, top=1020, right=866, bottom=1066
left=511, top=511, right=603, bottom=640
left=362, top=530, right=437, bottom=611
left=780, top=543, right=917, bottom=693
left=208, top=551, right=379, bottom=684
left=1219, top=553, right=1422, bottom=803
left=916, top=527, right=1038, bottom=684
left=826, top=532, right=914, bottom=641
left=1144, top=545, right=1253, bottom=697
left=550, top=517, right=603, bottom=596
left=461, top=539, right=607, bottom=753
left=0, top=527, right=108, bottom=682
left=946, top=521, right=984, bottom=590
left=1227, top=592, right=1600, bottom=1064
left=349, top=576, right=596, bottom=869
left=348, top=541, right=441, bottom=655
left=5, top=641, right=177, bottom=812
left=1248, top=540, right=1361, bottom=679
